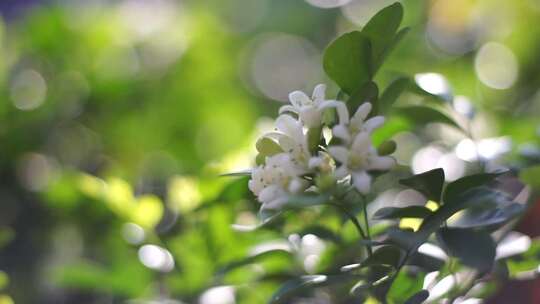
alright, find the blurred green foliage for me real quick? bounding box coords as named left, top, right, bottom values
left=0, top=0, right=539, bottom=303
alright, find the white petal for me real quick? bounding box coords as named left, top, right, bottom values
left=369, top=156, right=395, bottom=170
left=364, top=116, right=385, bottom=132
left=352, top=102, right=372, bottom=122
left=276, top=115, right=304, bottom=141
left=335, top=165, right=349, bottom=179
left=258, top=184, right=283, bottom=203
left=289, top=178, right=306, bottom=193
left=328, top=146, right=349, bottom=164
left=351, top=132, right=371, bottom=154
left=279, top=105, right=299, bottom=115
left=289, top=91, right=311, bottom=108
left=319, top=100, right=349, bottom=125
left=299, top=107, right=322, bottom=128
left=308, top=157, right=322, bottom=169
left=352, top=171, right=372, bottom=194
left=331, top=124, right=351, bottom=143
left=312, top=84, right=326, bottom=102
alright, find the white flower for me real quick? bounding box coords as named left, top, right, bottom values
left=248, top=153, right=308, bottom=209
left=328, top=132, right=395, bottom=194
left=280, top=84, right=346, bottom=128
left=332, top=102, right=385, bottom=145
left=263, top=115, right=312, bottom=169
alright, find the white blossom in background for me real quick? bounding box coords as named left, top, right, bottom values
left=328, top=132, right=395, bottom=193
left=280, top=84, right=346, bottom=128
left=248, top=153, right=308, bottom=209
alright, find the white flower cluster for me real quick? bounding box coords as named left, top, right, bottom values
left=248, top=84, right=395, bottom=210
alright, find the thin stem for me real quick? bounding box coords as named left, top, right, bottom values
left=329, top=202, right=372, bottom=256
left=361, top=196, right=372, bottom=245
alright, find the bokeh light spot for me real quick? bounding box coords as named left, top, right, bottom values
left=475, top=42, right=518, bottom=89
left=10, top=69, right=47, bottom=111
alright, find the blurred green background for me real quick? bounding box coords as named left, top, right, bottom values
left=0, top=0, right=539, bottom=303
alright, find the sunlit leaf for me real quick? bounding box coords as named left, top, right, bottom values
left=520, top=165, right=540, bottom=190
left=437, top=227, right=496, bottom=272
left=131, top=195, right=164, bottom=229
left=400, top=168, right=445, bottom=202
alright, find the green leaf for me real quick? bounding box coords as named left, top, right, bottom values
left=520, top=165, right=540, bottom=190
left=377, top=140, right=397, bottom=156
left=373, top=206, right=433, bottom=220
left=256, top=137, right=283, bottom=156
left=268, top=275, right=355, bottom=304
left=449, top=201, right=523, bottom=229
left=443, top=172, right=504, bottom=203
left=220, top=170, right=252, bottom=177
left=361, top=2, right=404, bottom=68
left=283, top=194, right=329, bottom=209
left=399, top=168, right=445, bottom=202
left=387, top=270, right=426, bottom=303
left=418, top=188, right=509, bottom=239
left=323, top=31, right=371, bottom=94
left=379, top=77, right=410, bottom=114
left=404, top=289, right=430, bottom=304
left=217, top=249, right=292, bottom=276
left=375, top=27, right=410, bottom=71
left=347, top=81, right=378, bottom=114
left=396, top=105, right=463, bottom=131
left=362, top=245, right=403, bottom=269
left=437, top=227, right=496, bottom=272
left=506, top=238, right=540, bottom=277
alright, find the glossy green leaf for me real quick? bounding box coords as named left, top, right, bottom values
left=379, top=77, right=410, bottom=114
left=443, top=172, right=504, bottom=203
left=373, top=206, right=433, bottom=220
left=323, top=31, right=371, bottom=94
left=375, top=27, right=410, bottom=71
left=449, top=201, right=523, bottom=229
left=418, top=187, right=508, bottom=239
left=438, top=227, right=496, bottom=272
left=399, top=168, right=445, bottom=202
left=396, top=105, right=463, bottom=131
left=361, top=2, right=404, bottom=68
left=404, top=289, right=430, bottom=304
